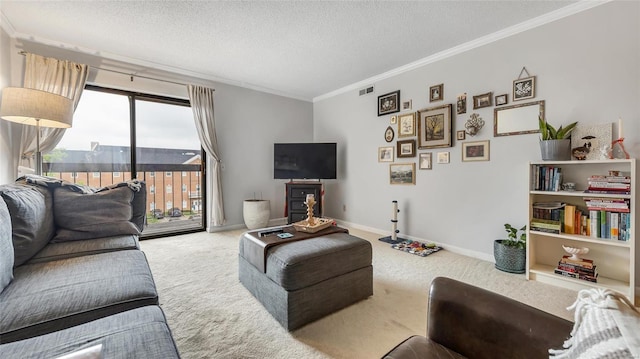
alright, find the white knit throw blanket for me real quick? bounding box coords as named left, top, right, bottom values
left=549, top=288, right=640, bottom=359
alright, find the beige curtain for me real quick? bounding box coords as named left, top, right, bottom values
left=19, top=53, right=88, bottom=169
left=187, top=85, right=225, bottom=228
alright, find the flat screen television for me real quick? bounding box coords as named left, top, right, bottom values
left=274, top=142, right=337, bottom=179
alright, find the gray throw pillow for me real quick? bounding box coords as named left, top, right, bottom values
left=0, top=196, right=14, bottom=292
left=0, top=184, right=56, bottom=267
left=53, top=186, right=140, bottom=242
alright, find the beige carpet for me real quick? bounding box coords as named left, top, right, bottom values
left=140, top=227, right=578, bottom=359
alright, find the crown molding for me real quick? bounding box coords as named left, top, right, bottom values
left=0, top=10, right=17, bottom=36
left=313, top=1, right=610, bottom=103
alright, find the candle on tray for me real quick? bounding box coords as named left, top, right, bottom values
left=306, top=194, right=315, bottom=203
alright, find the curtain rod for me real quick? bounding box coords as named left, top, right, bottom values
left=18, top=50, right=213, bottom=90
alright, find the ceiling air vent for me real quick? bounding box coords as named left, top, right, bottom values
left=359, top=85, right=374, bottom=96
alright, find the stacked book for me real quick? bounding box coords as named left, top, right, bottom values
left=585, top=174, right=631, bottom=195
left=554, top=255, right=598, bottom=283
left=531, top=202, right=564, bottom=234
left=585, top=198, right=631, bottom=241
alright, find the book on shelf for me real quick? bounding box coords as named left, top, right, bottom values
left=531, top=218, right=561, bottom=228
left=530, top=218, right=561, bottom=234
left=588, top=175, right=631, bottom=183
left=584, top=189, right=631, bottom=195
left=610, top=212, right=619, bottom=240
left=584, top=198, right=630, bottom=213
left=589, top=210, right=600, bottom=238
left=532, top=165, right=562, bottom=191
left=532, top=202, right=564, bottom=222
left=560, top=255, right=594, bottom=269
left=587, top=181, right=631, bottom=189
left=564, top=205, right=576, bottom=234
left=586, top=174, right=632, bottom=195
left=557, top=262, right=597, bottom=275
left=554, top=268, right=598, bottom=283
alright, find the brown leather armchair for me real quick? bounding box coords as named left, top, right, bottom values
left=382, top=277, right=573, bottom=359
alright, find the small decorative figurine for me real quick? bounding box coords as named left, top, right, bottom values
left=304, top=194, right=316, bottom=226
left=465, top=113, right=485, bottom=136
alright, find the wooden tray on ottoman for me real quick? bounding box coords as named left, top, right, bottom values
left=292, top=217, right=334, bottom=233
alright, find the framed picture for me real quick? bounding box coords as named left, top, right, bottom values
left=494, top=100, right=545, bottom=137
left=457, top=93, right=467, bottom=114
left=419, top=153, right=432, bottom=170
left=456, top=130, right=466, bottom=140
left=473, top=92, right=493, bottom=109
left=378, top=146, right=394, bottom=162
left=430, top=84, right=443, bottom=102
left=378, top=90, right=400, bottom=116
left=402, top=100, right=412, bottom=110
left=436, top=151, right=450, bottom=164
left=384, top=126, right=395, bottom=142
left=397, top=139, right=416, bottom=158
left=513, top=76, right=535, bottom=101
left=390, top=115, right=397, bottom=124
left=397, top=112, right=416, bottom=138
left=495, top=94, right=508, bottom=106
left=462, top=140, right=490, bottom=162
left=417, top=104, right=452, bottom=149
left=570, top=123, right=612, bottom=161
left=389, top=163, right=416, bottom=185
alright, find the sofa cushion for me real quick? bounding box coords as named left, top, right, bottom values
left=0, top=197, right=14, bottom=293
left=0, top=184, right=55, bottom=266
left=52, top=186, right=140, bottom=242
left=0, top=306, right=180, bottom=358
left=27, top=234, right=139, bottom=264
left=0, top=250, right=158, bottom=343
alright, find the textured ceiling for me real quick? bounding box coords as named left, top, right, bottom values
left=1, top=1, right=583, bottom=101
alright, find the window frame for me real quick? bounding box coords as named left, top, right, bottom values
left=64, top=85, right=207, bottom=238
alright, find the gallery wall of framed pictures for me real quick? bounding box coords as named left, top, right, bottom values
left=378, top=67, right=540, bottom=185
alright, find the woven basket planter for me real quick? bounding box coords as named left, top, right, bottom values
left=494, top=240, right=526, bottom=274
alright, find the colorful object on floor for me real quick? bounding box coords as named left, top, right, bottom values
left=391, top=240, right=442, bottom=257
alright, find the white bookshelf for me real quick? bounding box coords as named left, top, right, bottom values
left=527, top=159, right=638, bottom=305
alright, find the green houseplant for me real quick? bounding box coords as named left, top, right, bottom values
left=494, top=224, right=526, bottom=273
left=538, top=117, right=578, bottom=161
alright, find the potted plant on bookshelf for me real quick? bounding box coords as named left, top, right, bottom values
left=539, top=116, right=577, bottom=161
left=494, top=224, right=526, bottom=274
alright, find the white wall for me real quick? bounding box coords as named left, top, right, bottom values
left=314, top=1, right=640, bottom=260
left=0, top=27, right=21, bottom=184
left=0, top=38, right=314, bottom=228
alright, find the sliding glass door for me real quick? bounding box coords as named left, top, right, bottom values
left=43, top=86, right=205, bottom=237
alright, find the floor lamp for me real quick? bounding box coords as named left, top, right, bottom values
left=0, top=87, right=74, bottom=175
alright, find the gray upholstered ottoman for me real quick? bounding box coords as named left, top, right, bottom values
left=238, top=230, right=373, bottom=330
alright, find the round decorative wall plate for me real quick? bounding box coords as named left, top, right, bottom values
left=385, top=126, right=394, bottom=143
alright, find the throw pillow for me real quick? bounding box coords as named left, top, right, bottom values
left=549, top=288, right=640, bottom=358
left=52, top=186, right=140, bottom=242
left=0, top=196, right=14, bottom=293
left=0, top=184, right=56, bottom=266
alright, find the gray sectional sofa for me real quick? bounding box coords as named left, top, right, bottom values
left=0, top=176, right=180, bottom=358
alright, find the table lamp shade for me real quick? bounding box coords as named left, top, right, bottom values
left=0, top=87, right=73, bottom=128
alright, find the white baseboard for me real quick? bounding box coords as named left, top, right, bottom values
left=216, top=217, right=495, bottom=263
left=336, top=219, right=494, bottom=263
